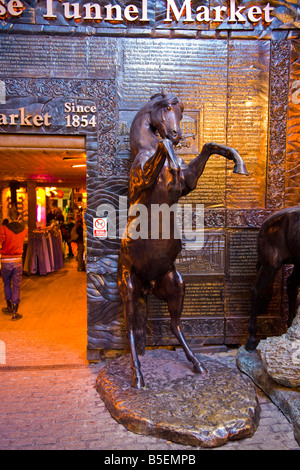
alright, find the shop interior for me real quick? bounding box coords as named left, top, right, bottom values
left=0, top=134, right=88, bottom=364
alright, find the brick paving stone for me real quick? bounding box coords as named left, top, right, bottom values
left=0, top=364, right=299, bottom=451
left=0, top=266, right=298, bottom=451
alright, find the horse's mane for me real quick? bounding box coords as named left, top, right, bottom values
left=149, top=92, right=183, bottom=111
left=129, top=91, right=184, bottom=162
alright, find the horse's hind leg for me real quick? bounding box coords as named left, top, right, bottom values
left=119, top=270, right=144, bottom=389
left=245, top=264, right=278, bottom=351
left=154, top=268, right=207, bottom=374
left=286, top=264, right=300, bottom=327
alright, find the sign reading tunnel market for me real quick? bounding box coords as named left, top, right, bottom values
left=0, top=0, right=282, bottom=26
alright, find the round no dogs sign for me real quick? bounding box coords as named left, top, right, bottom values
left=93, top=217, right=107, bottom=238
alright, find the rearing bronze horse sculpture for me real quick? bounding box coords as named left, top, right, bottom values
left=118, top=91, right=248, bottom=389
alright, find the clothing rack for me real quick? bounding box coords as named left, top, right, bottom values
left=23, top=226, right=64, bottom=275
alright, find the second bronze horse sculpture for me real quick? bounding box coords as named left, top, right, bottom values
left=245, top=205, right=300, bottom=351
left=118, top=91, right=248, bottom=389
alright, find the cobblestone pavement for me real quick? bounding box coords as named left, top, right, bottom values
left=0, top=262, right=298, bottom=451
left=0, top=356, right=298, bottom=451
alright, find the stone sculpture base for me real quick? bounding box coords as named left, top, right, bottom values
left=96, top=349, right=260, bottom=448
left=257, top=311, right=300, bottom=388
left=237, top=347, right=300, bottom=447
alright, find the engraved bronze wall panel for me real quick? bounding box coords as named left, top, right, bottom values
left=222, top=39, right=291, bottom=344
left=226, top=40, right=270, bottom=210
left=267, top=40, right=290, bottom=209
left=0, top=14, right=297, bottom=355
left=285, top=39, right=300, bottom=207
left=117, top=38, right=230, bottom=346
left=146, top=317, right=225, bottom=347
left=0, top=35, right=118, bottom=79
left=111, top=37, right=283, bottom=350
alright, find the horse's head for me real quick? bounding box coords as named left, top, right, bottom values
left=149, top=92, right=184, bottom=146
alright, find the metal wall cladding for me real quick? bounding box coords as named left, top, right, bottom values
left=118, top=38, right=269, bottom=210
left=0, top=31, right=294, bottom=353
left=88, top=37, right=286, bottom=353
left=0, top=36, right=118, bottom=79
left=226, top=40, right=270, bottom=210
left=286, top=39, right=300, bottom=207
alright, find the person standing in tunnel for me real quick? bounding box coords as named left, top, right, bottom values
left=0, top=206, right=28, bottom=321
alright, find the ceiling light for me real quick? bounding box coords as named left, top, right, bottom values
left=71, top=164, right=86, bottom=168
left=63, top=157, right=82, bottom=160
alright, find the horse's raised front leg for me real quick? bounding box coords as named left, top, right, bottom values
left=154, top=268, right=207, bottom=374
left=182, top=142, right=248, bottom=196
left=119, top=268, right=145, bottom=389
left=245, top=264, right=279, bottom=351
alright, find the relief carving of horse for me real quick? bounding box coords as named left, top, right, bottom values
left=118, top=91, right=248, bottom=389
left=245, top=206, right=300, bottom=351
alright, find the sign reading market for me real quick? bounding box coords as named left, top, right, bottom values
left=0, top=0, right=275, bottom=25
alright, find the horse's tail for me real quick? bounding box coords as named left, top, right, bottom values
left=134, top=296, right=148, bottom=355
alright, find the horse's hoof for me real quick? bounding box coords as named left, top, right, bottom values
left=132, top=375, right=145, bottom=390
left=193, top=362, right=208, bottom=374
left=245, top=337, right=258, bottom=351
